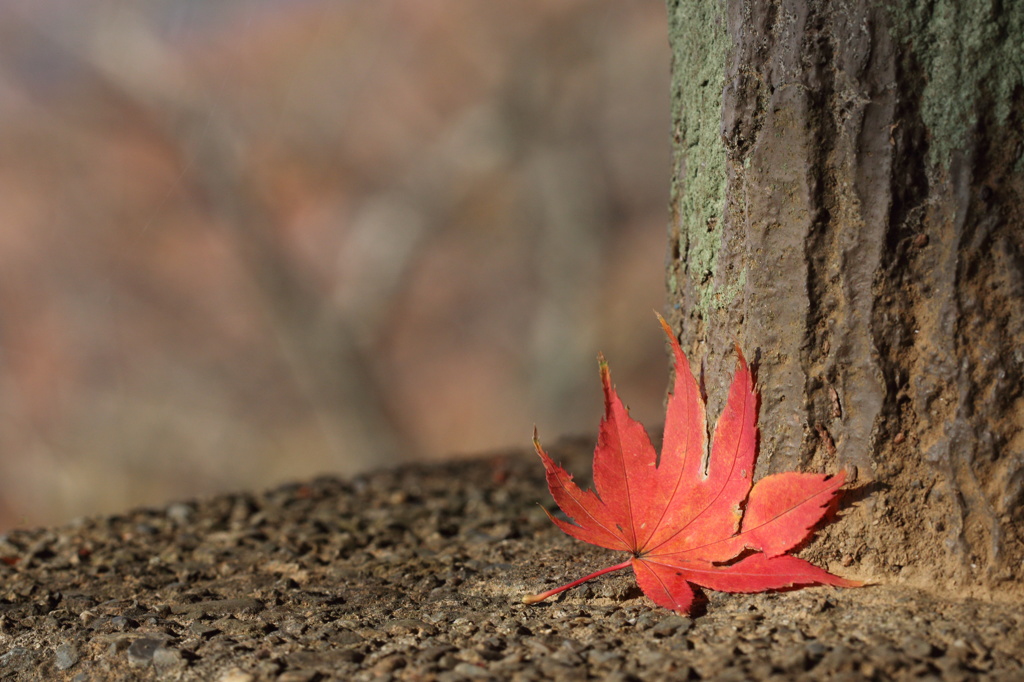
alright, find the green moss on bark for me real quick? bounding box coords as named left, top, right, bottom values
left=887, top=0, right=1024, bottom=170
left=667, top=0, right=729, bottom=314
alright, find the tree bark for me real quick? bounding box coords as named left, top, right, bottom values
left=665, top=0, right=1024, bottom=593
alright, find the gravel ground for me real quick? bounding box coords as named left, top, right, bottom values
left=0, top=437, right=1021, bottom=680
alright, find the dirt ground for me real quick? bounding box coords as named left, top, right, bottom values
left=0, top=437, right=1021, bottom=681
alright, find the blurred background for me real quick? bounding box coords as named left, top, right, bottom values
left=0, top=0, right=671, bottom=530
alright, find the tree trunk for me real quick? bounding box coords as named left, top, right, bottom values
left=665, top=0, right=1024, bottom=594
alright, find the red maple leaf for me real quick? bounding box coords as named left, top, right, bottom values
left=525, top=315, right=860, bottom=614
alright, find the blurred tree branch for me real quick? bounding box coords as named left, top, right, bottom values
left=0, top=8, right=414, bottom=469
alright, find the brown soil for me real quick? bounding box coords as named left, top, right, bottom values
left=1, top=437, right=1021, bottom=680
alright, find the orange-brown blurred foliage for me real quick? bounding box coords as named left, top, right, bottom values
left=0, top=0, right=671, bottom=529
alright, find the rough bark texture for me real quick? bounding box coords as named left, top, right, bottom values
left=666, top=0, right=1024, bottom=595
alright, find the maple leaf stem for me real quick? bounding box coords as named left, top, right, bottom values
left=523, top=558, right=633, bottom=605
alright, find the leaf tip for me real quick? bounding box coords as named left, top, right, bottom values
left=532, top=429, right=554, bottom=465
left=656, top=311, right=685, bottom=352
left=597, top=352, right=614, bottom=394
left=655, top=310, right=673, bottom=335
left=733, top=342, right=747, bottom=368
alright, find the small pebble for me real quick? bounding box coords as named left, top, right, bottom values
left=452, top=662, right=491, bottom=678
left=651, top=615, right=693, bottom=637
left=902, top=637, right=936, bottom=659
left=218, top=670, right=255, bottom=682
left=276, top=671, right=318, bottom=682
left=0, top=647, right=34, bottom=671
left=384, top=618, right=436, bottom=636
left=806, top=641, right=828, bottom=659
left=127, top=638, right=164, bottom=667
left=54, top=643, right=79, bottom=671
left=167, top=503, right=195, bottom=525
left=153, top=646, right=186, bottom=672
left=189, top=622, right=220, bottom=638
